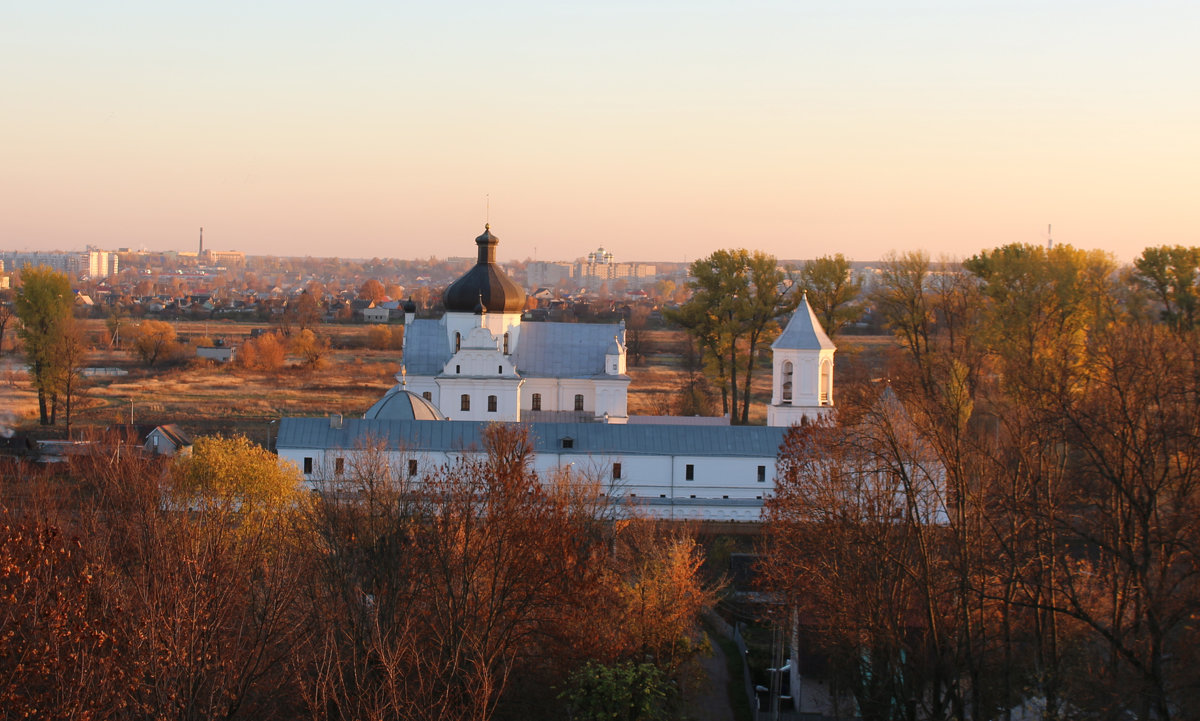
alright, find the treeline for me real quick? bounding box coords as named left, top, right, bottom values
left=760, top=244, right=1200, bottom=721
left=0, top=427, right=714, bottom=721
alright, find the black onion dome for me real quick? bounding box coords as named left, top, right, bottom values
left=442, top=225, right=527, bottom=313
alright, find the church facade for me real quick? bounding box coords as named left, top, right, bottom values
left=277, top=226, right=837, bottom=521
left=397, top=226, right=631, bottom=424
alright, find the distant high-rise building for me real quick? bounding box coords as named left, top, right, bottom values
left=575, top=247, right=656, bottom=289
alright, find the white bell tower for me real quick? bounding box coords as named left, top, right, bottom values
left=767, top=293, right=836, bottom=427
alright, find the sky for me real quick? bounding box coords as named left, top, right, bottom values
left=2, top=1, right=1197, bottom=264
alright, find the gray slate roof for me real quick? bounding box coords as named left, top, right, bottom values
left=402, top=319, right=451, bottom=374
left=511, top=322, right=620, bottom=378
left=773, top=295, right=835, bottom=351
left=278, top=418, right=789, bottom=458
left=363, top=389, right=446, bottom=421
left=402, top=319, right=621, bottom=379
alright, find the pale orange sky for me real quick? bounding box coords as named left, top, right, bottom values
left=2, top=2, right=1197, bottom=263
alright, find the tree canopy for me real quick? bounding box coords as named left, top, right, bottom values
left=15, top=266, right=75, bottom=425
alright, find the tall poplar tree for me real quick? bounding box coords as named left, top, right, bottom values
left=15, top=266, right=74, bottom=425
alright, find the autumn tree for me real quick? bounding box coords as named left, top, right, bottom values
left=50, top=319, right=89, bottom=436
left=290, top=328, right=330, bottom=370
left=237, top=332, right=287, bottom=373
left=171, top=434, right=305, bottom=513
left=358, top=278, right=386, bottom=304
left=667, top=249, right=797, bottom=424
left=130, top=319, right=179, bottom=366
left=281, top=290, right=323, bottom=335
left=1132, top=244, right=1200, bottom=332
left=0, top=289, right=13, bottom=354
left=798, top=253, right=862, bottom=339
left=15, top=266, right=74, bottom=425
left=366, top=323, right=404, bottom=350
left=625, top=304, right=651, bottom=367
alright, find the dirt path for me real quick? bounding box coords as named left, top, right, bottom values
left=684, top=632, right=737, bottom=721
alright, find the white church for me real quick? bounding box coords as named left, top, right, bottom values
left=277, top=226, right=836, bottom=521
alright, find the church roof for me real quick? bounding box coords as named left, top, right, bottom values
left=279, top=418, right=788, bottom=458
left=443, top=225, right=527, bottom=313
left=401, top=319, right=622, bottom=378
left=403, top=320, right=452, bottom=375
left=512, top=322, right=622, bottom=377
left=363, top=388, right=446, bottom=421
left=772, top=294, right=835, bottom=351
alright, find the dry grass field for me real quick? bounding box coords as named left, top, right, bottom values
left=0, top=319, right=897, bottom=442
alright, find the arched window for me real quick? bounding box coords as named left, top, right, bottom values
left=460, top=394, right=470, bottom=411
left=820, top=359, right=833, bottom=405
left=574, top=394, right=585, bottom=412
left=455, top=332, right=461, bottom=352
left=503, top=332, right=510, bottom=354
left=422, top=391, right=432, bottom=401
left=487, top=395, right=497, bottom=412
left=531, top=393, right=542, bottom=411
left=782, top=360, right=793, bottom=403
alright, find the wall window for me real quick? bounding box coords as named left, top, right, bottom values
left=460, top=394, right=470, bottom=411
left=455, top=332, right=461, bottom=352
left=782, top=360, right=793, bottom=403
left=531, top=393, right=542, bottom=411
left=303, top=457, right=313, bottom=474
left=685, top=464, right=694, bottom=481
left=820, top=359, right=833, bottom=405
left=757, top=465, right=766, bottom=483
left=561, top=437, right=574, bottom=449
left=334, top=457, right=345, bottom=476
left=498, top=365, right=503, bottom=374
left=408, top=459, right=418, bottom=477
left=574, top=394, right=585, bottom=411
left=612, top=462, right=622, bottom=480
left=455, top=365, right=461, bottom=374
left=422, top=391, right=432, bottom=401
left=487, top=395, right=498, bottom=412
left=503, top=332, right=510, bottom=354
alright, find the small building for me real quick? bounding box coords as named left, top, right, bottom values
left=197, top=344, right=236, bottom=363
left=110, top=423, right=194, bottom=456
left=361, top=305, right=391, bottom=323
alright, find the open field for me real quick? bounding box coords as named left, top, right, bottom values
left=0, top=320, right=897, bottom=442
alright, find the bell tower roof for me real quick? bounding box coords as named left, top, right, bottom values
left=773, top=293, right=835, bottom=351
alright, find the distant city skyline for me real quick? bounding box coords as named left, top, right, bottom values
left=3, top=1, right=1197, bottom=264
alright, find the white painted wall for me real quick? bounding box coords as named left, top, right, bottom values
left=279, top=444, right=778, bottom=522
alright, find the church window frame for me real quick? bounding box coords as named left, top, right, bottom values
left=531, top=393, right=541, bottom=411
left=487, top=395, right=497, bottom=413
left=408, top=459, right=418, bottom=477
left=455, top=332, right=461, bottom=352
left=503, top=332, right=510, bottom=354
left=460, top=394, right=470, bottom=412
left=820, top=359, right=833, bottom=405
left=685, top=464, right=695, bottom=481
left=782, top=360, right=793, bottom=403
left=574, top=394, right=585, bottom=412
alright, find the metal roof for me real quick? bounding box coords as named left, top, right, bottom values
left=402, top=319, right=451, bottom=374
left=511, top=322, right=621, bottom=378
left=363, top=389, right=446, bottom=421
left=402, top=319, right=621, bottom=379
left=278, top=418, right=789, bottom=458
left=772, top=294, right=835, bottom=351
